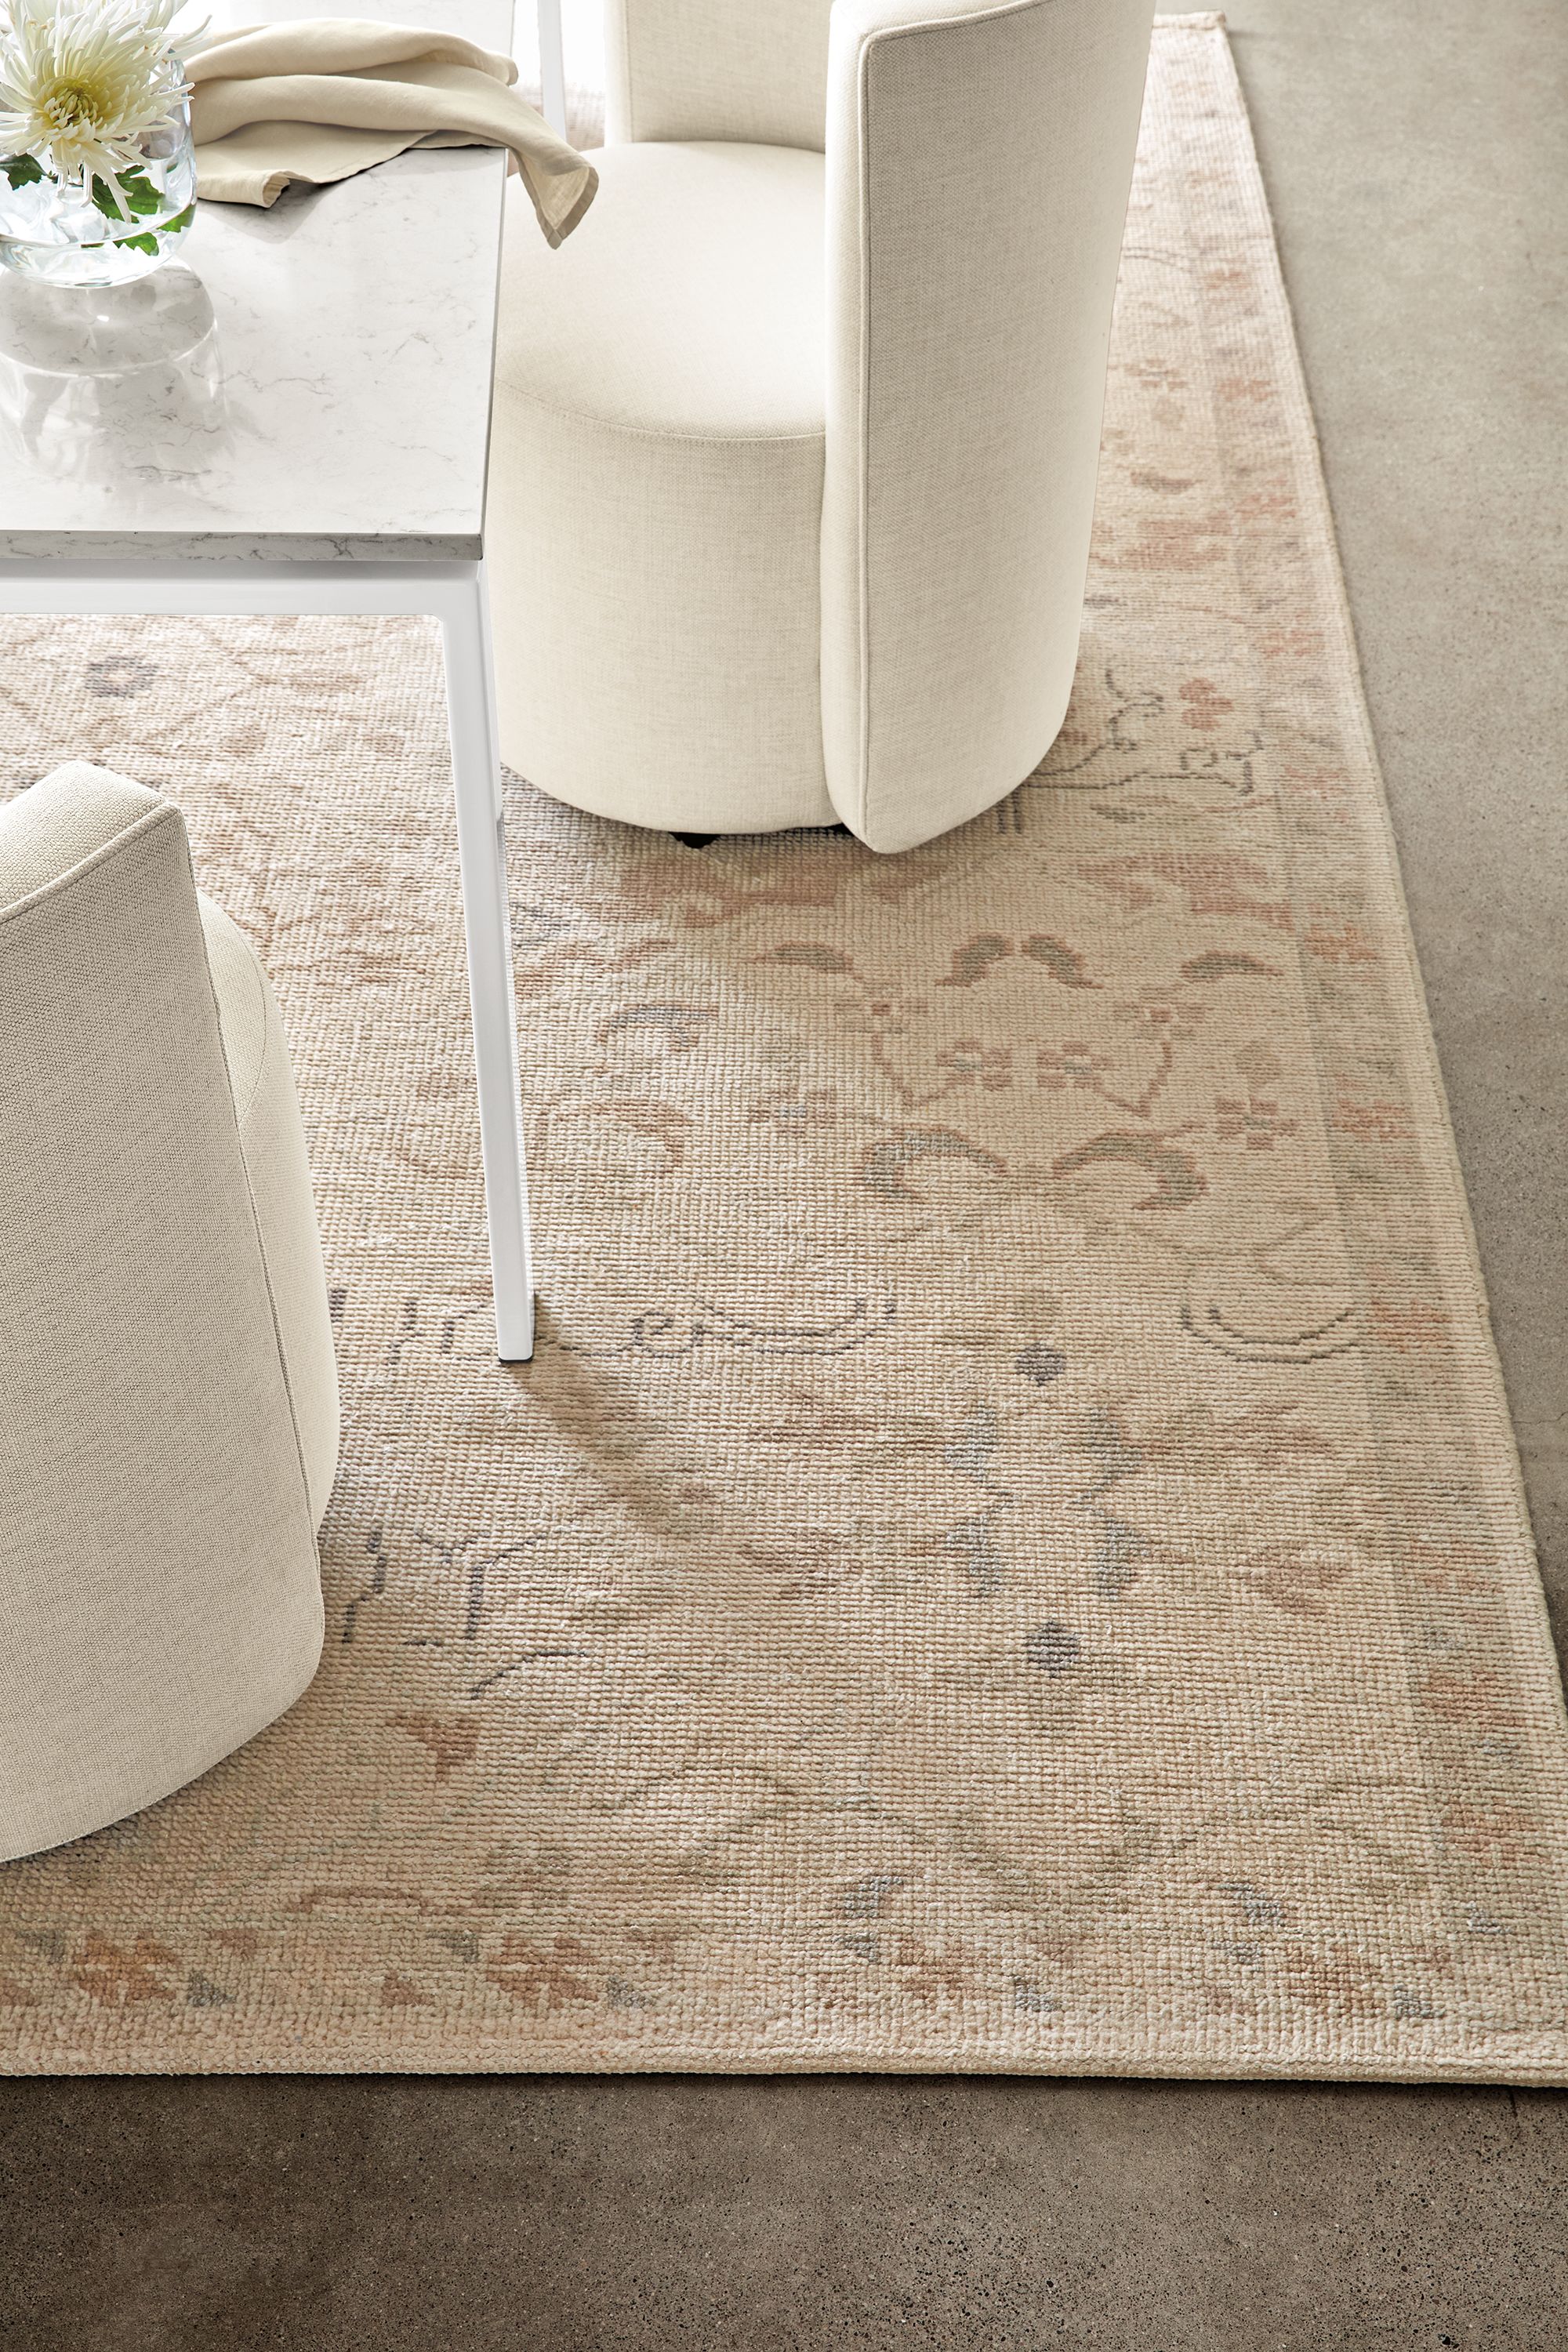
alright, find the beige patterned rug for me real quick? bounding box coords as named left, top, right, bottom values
left=4, top=16, right=1568, bottom=2081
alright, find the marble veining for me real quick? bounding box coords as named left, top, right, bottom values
left=0, top=0, right=514, bottom=564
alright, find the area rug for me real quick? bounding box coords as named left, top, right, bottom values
left=3, top=15, right=1567, bottom=2082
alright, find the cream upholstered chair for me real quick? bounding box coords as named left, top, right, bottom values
left=488, top=0, right=1155, bottom=851
left=0, top=764, right=337, bottom=1863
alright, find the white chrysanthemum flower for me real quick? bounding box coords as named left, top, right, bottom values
left=0, top=0, right=202, bottom=195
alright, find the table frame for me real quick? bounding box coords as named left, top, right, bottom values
left=0, top=554, right=536, bottom=1363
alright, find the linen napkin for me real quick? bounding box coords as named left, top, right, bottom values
left=187, top=19, right=597, bottom=246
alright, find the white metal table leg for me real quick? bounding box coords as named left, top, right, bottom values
left=437, top=562, right=535, bottom=1362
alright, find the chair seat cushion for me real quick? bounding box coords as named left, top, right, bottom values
left=486, top=140, right=837, bottom=835
left=495, top=139, right=826, bottom=440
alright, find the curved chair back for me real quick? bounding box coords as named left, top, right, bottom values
left=0, top=764, right=328, bottom=1860
left=605, top=0, right=835, bottom=147
left=822, top=0, right=1155, bottom=849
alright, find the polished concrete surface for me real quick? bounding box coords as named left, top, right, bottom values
left=2, top=2, right=1564, bottom=2343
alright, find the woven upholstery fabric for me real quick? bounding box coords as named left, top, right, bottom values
left=494, top=0, right=1153, bottom=849
left=200, top=890, right=341, bottom=1526
left=0, top=767, right=336, bottom=1864
left=606, top=0, right=835, bottom=147
left=822, top=0, right=1155, bottom=848
left=1, top=20, right=1566, bottom=2077
left=488, top=141, right=833, bottom=833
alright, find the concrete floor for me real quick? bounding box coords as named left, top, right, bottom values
left=3, top=2, right=1565, bottom=2343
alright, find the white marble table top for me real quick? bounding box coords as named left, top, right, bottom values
left=0, top=0, right=516, bottom=562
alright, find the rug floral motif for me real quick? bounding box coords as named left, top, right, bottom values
left=3, top=17, right=1567, bottom=2078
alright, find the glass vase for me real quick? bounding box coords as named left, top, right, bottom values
left=0, top=99, right=196, bottom=289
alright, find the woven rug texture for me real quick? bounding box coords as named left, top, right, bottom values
left=3, top=16, right=1567, bottom=2080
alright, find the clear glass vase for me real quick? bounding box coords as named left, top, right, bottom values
left=0, top=99, right=196, bottom=289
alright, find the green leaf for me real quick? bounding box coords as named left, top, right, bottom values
left=117, top=229, right=161, bottom=256
left=118, top=170, right=164, bottom=216
left=89, top=167, right=162, bottom=223
left=159, top=200, right=194, bottom=237
left=2, top=153, right=45, bottom=188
